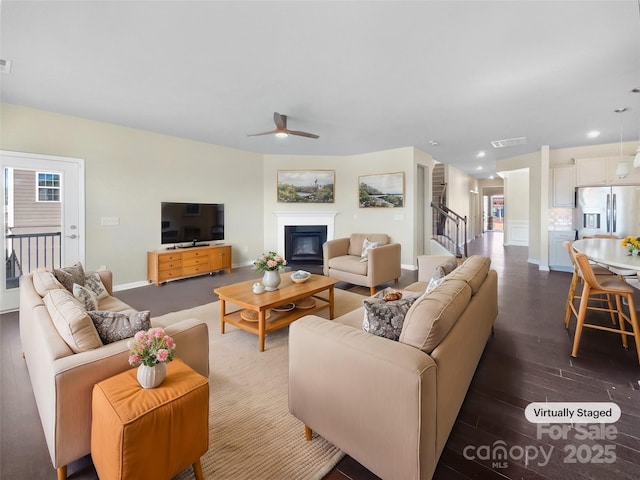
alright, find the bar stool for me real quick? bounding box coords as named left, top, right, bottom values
left=563, top=241, right=614, bottom=329
left=571, top=252, right=640, bottom=363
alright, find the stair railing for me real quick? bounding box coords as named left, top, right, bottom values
left=431, top=202, right=468, bottom=258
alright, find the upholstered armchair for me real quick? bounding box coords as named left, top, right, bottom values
left=323, top=233, right=401, bottom=295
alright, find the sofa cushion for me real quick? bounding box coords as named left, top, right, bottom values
left=399, top=279, right=471, bottom=353
left=88, top=310, right=151, bottom=344
left=43, top=288, right=103, bottom=353
left=348, top=233, right=389, bottom=257
left=447, top=255, right=491, bottom=294
left=32, top=268, right=64, bottom=297
left=98, top=295, right=135, bottom=313
left=433, top=256, right=459, bottom=280
left=328, top=255, right=369, bottom=276
left=363, top=288, right=422, bottom=340
left=54, top=262, right=85, bottom=293
left=360, top=238, right=383, bottom=262
left=73, top=283, right=98, bottom=311
left=85, top=272, right=110, bottom=300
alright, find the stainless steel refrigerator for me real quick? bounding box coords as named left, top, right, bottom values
left=576, top=186, right=640, bottom=239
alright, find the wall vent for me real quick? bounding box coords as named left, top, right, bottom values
left=490, top=136, right=527, bottom=148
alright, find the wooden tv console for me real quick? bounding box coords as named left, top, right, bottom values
left=147, top=244, right=232, bottom=286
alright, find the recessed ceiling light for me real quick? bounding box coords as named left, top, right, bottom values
left=614, top=107, right=627, bottom=113
left=476, top=166, right=483, bottom=171
left=587, top=130, right=600, bottom=139
left=477, top=151, right=486, bottom=158
left=428, top=140, right=439, bottom=146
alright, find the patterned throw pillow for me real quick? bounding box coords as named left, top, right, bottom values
left=88, top=310, right=152, bottom=345
left=360, top=238, right=383, bottom=262
left=73, top=283, right=98, bottom=311
left=85, top=272, right=109, bottom=300
left=54, top=262, right=85, bottom=293
left=363, top=288, right=422, bottom=340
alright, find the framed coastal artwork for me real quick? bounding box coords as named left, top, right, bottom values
left=358, top=172, right=404, bottom=208
left=277, top=170, right=335, bottom=203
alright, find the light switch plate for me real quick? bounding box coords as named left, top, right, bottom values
left=101, top=216, right=119, bottom=226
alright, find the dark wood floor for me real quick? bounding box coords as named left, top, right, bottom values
left=2, top=232, right=640, bottom=479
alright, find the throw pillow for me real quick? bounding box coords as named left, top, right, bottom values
left=399, top=279, right=471, bottom=353
left=88, top=310, right=152, bottom=345
left=84, top=272, right=109, bottom=300
left=433, top=256, right=459, bottom=280
left=363, top=288, right=422, bottom=340
left=32, top=268, right=64, bottom=297
left=54, top=262, right=85, bottom=293
left=43, top=288, right=103, bottom=353
left=73, top=283, right=98, bottom=311
left=360, top=238, right=383, bottom=262
left=425, top=276, right=445, bottom=294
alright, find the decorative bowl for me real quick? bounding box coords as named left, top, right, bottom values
left=291, top=270, right=312, bottom=283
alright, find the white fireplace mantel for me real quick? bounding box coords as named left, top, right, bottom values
left=274, top=212, right=337, bottom=257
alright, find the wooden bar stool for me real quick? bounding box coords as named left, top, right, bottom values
left=571, top=252, right=640, bottom=363
left=563, top=241, right=614, bottom=329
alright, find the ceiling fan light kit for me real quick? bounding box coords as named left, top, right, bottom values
left=248, top=112, right=319, bottom=139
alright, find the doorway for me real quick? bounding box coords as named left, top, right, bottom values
left=1, top=151, right=85, bottom=312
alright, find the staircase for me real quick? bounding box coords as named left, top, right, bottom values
left=430, top=164, right=468, bottom=258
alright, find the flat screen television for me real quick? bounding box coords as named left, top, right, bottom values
left=161, top=202, right=224, bottom=246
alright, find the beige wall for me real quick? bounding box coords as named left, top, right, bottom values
left=1, top=103, right=264, bottom=285
left=263, top=146, right=424, bottom=268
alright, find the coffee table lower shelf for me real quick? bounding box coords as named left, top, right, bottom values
left=221, top=295, right=330, bottom=351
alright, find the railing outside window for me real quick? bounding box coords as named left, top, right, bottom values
left=4, top=232, right=62, bottom=288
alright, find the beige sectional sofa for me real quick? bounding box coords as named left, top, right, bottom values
left=19, top=268, right=210, bottom=479
left=289, top=255, right=498, bottom=480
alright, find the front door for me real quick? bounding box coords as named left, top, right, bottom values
left=1, top=151, right=85, bottom=313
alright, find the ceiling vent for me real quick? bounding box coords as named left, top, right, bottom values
left=0, top=59, right=12, bottom=74
left=490, top=136, right=527, bottom=148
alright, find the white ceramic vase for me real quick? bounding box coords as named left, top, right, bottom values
left=137, top=362, right=167, bottom=389
left=262, top=270, right=281, bottom=291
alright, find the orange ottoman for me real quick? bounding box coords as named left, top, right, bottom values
left=91, top=359, right=209, bottom=480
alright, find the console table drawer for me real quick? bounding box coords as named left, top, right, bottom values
left=158, top=270, right=181, bottom=281
left=182, top=250, right=208, bottom=260
left=158, top=253, right=182, bottom=263
left=183, top=257, right=210, bottom=268
left=182, top=265, right=209, bottom=276
left=158, top=260, right=182, bottom=271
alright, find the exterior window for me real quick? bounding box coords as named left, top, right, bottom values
left=37, top=172, right=61, bottom=202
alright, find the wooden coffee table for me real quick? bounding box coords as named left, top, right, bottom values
left=214, top=273, right=338, bottom=351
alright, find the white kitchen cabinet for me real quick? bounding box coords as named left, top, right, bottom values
left=549, top=230, right=576, bottom=272
left=551, top=165, right=575, bottom=207
left=576, top=157, right=607, bottom=186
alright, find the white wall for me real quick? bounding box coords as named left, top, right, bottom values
left=1, top=103, right=264, bottom=285
left=502, top=168, right=530, bottom=247
left=263, top=147, right=420, bottom=268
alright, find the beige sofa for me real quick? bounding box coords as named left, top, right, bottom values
left=323, top=233, right=401, bottom=295
left=289, top=255, right=498, bottom=480
left=19, top=269, right=210, bottom=480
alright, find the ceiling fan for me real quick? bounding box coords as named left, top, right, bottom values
left=248, top=112, right=319, bottom=139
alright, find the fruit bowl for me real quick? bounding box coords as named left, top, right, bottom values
left=291, top=270, right=311, bottom=283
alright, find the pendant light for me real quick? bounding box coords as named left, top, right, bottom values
left=633, top=88, right=640, bottom=168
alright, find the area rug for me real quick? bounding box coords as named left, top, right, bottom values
left=155, top=289, right=365, bottom=480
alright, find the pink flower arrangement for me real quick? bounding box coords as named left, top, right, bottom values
left=253, top=251, right=287, bottom=272
left=127, top=327, right=176, bottom=367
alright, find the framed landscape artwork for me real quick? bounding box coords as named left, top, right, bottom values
left=359, top=172, right=404, bottom=208
left=277, top=170, right=335, bottom=203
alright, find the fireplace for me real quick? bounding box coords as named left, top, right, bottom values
left=285, top=225, right=327, bottom=265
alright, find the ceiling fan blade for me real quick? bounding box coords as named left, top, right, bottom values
left=273, top=112, right=287, bottom=129
left=247, top=130, right=278, bottom=137
left=288, top=130, right=320, bottom=139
